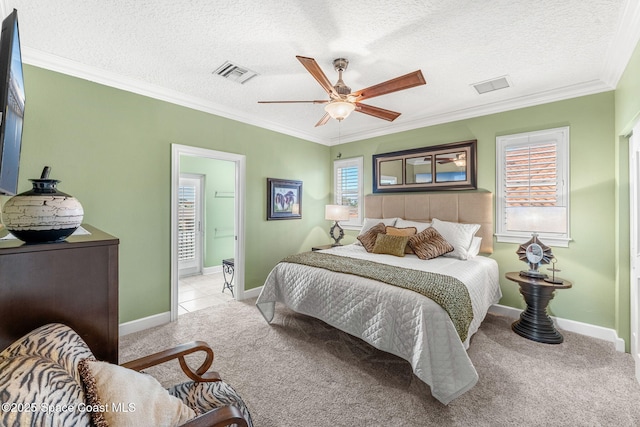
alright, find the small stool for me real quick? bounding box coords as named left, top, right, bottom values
left=222, top=258, right=235, bottom=297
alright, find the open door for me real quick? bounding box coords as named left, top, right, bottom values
left=630, top=122, right=640, bottom=383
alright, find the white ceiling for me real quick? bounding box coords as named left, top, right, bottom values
left=1, top=1, right=639, bottom=146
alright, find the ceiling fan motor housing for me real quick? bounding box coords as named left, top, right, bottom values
left=332, top=58, right=351, bottom=95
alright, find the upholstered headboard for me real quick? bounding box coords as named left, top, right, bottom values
left=364, top=192, right=494, bottom=254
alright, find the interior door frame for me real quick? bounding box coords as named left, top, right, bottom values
left=630, top=121, right=640, bottom=383
left=170, top=144, right=246, bottom=322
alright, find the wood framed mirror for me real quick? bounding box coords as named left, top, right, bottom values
left=373, top=140, right=477, bottom=192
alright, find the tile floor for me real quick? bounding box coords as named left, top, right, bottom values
left=178, top=272, right=235, bottom=315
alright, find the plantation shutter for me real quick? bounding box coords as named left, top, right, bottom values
left=334, top=157, right=363, bottom=227
left=336, top=165, right=358, bottom=216
left=496, top=126, right=570, bottom=246
left=505, top=142, right=558, bottom=208
left=178, top=184, right=197, bottom=261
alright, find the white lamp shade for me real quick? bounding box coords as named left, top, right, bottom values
left=324, top=101, right=356, bottom=121
left=325, top=204, right=350, bottom=221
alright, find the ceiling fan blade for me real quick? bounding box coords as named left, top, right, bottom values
left=352, top=70, right=426, bottom=102
left=296, top=56, right=339, bottom=98
left=355, top=103, right=401, bottom=121
left=315, top=112, right=331, bottom=127
left=258, top=100, right=328, bottom=104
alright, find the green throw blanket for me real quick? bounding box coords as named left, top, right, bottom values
left=282, top=251, right=474, bottom=341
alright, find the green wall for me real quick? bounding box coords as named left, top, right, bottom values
left=331, top=92, right=618, bottom=335
left=180, top=156, right=235, bottom=268
left=5, top=65, right=330, bottom=323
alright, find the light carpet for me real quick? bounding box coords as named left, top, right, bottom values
left=119, top=299, right=640, bottom=426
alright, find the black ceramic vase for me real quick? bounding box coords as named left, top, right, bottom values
left=1, top=166, right=84, bottom=243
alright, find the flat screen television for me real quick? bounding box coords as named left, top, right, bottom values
left=0, top=9, right=25, bottom=196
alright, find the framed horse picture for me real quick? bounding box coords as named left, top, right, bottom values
left=267, top=178, right=302, bottom=220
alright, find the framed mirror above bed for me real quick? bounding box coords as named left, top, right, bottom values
left=373, top=140, right=477, bottom=192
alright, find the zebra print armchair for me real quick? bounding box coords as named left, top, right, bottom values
left=0, top=323, right=252, bottom=427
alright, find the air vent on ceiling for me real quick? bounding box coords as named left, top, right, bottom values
left=213, top=61, right=258, bottom=84
left=472, top=76, right=511, bottom=94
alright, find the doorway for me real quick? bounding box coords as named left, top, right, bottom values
left=171, top=144, right=246, bottom=322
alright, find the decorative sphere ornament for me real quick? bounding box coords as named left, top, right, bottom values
left=1, top=166, right=84, bottom=243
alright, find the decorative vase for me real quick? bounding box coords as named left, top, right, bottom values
left=1, top=166, right=84, bottom=243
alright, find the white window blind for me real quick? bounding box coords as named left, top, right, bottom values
left=496, top=127, right=570, bottom=247
left=334, top=156, right=363, bottom=228
left=178, top=184, right=197, bottom=261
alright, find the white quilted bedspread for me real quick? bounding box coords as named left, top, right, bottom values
left=256, top=244, right=501, bottom=404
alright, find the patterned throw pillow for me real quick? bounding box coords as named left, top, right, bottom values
left=357, top=222, right=386, bottom=252
left=372, top=233, right=410, bottom=257
left=408, top=227, right=454, bottom=260
left=385, top=226, right=417, bottom=253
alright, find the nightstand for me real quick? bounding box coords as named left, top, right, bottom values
left=505, top=271, right=572, bottom=344
left=311, top=244, right=334, bottom=251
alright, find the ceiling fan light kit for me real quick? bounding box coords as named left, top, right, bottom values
left=324, top=100, right=355, bottom=121
left=259, top=55, right=426, bottom=127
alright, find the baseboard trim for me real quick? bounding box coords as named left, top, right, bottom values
left=119, top=311, right=171, bottom=337
left=119, top=286, right=262, bottom=335
left=241, top=286, right=262, bottom=300
left=203, top=265, right=222, bottom=275
left=489, top=304, right=626, bottom=352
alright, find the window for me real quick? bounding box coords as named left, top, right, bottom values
left=334, top=156, right=363, bottom=229
left=496, top=126, right=570, bottom=247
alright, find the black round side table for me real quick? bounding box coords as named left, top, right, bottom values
left=505, top=271, right=572, bottom=344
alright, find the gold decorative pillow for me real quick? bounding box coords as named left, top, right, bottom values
left=78, top=359, right=196, bottom=427
left=385, top=226, right=418, bottom=253
left=385, top=226, right=417, bottom=237
left=357, top=222, right=386, bottom=252
left=372, top=233, right=410, bottom=257
left=408, top=227, right=454, bottom=260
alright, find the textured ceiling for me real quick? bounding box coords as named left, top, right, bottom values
left=1, top=0, right=639, bottom=145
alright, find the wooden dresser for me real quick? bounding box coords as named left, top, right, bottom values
left=0, top=224, right=119, bottom=363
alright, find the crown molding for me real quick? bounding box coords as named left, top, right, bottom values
left=601, top=0, right=640, bottom=87
left=25, top=44, right=614, bottom=148
left=21, top=47, right=328, bottom=146
left=329, top=79, right=614, bottom=145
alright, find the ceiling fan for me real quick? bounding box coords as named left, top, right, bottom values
left=259, top=56, right=426, bottom=127
left=436, top=152, right=466, bottom=166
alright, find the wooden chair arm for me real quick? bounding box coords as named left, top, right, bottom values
left=121, top=340, right=221, bottom=382
left=180, top=405, right=249, bottom=427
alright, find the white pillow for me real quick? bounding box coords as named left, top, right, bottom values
left=431, top=218, right=480, bottom=260
left=467, top=237, right=482, bottom=258
left=395, top=219, right=431, bottom=233
left=78, top=359, right=196, bottom=427
left=355, top=218, right=399, bottom=245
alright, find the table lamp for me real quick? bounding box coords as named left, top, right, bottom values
left=325, top=204, right=350, bottom=246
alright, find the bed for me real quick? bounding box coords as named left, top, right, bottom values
left=256, top=192, right=501, bottom=404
